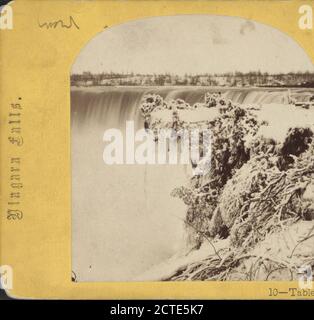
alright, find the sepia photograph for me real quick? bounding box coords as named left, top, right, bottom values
left=71, top=15, right=314, bottom=282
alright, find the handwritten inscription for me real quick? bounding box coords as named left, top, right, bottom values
left=38, top=16, right=79, bottom=30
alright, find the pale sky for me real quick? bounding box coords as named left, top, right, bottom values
left=72, top=15, right=314, bottom=75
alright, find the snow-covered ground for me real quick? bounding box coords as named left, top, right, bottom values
left=135, top=220, right=314, bottom=281
left=151, top=103, right=314, bottom=144
left=133, top=239, right=230, bottom=281
left=253, top=104, right=314, bottom=143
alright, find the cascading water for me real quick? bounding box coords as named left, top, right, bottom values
left=71, top=86, right=314, bottom=281
left=71, top=87, right=189, bottom=281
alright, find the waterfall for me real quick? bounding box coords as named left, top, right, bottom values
left=71, top=87, right=314, bottom=130
left=71, top=87, right=188, bottom=281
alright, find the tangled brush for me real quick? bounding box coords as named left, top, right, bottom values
left=166, top=141, right=314, bottom=281
left=206, top=103, right=260, bottom=189
left=163, top=93, right=314, bottom=281
left=140, top=92, right=233, bottom=116
left=234, top=133, right=314, bottom=246
left=229, top=148, right=314, bottom=248
left=204, top=92, right=230, bottom=108
left=171, top=181, right=219, bottom=246
left=277, top=127, right=313, bottom=170
left=171, top=94, right=261, bottom=246
left=140, top=94, right=165, bottom=116
left=139, top=93, right=314, bottom=278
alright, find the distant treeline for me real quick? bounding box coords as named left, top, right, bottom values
left=71, top=71, right=314, bottom=87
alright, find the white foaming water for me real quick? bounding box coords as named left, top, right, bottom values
left=71, top=87, right=189, bottom=281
